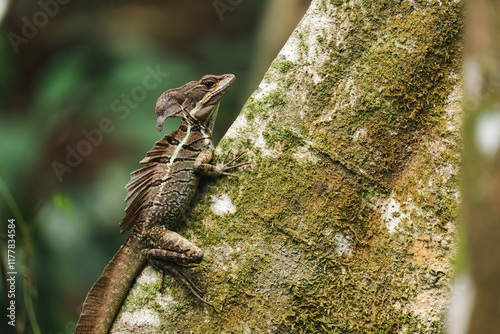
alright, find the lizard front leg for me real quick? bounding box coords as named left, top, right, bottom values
left=145, top=227, right=211, bottom=305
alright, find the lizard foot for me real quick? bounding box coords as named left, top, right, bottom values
left=214, top=150, right=250, bottom=177
left=150, top=260, right=213, bottom=307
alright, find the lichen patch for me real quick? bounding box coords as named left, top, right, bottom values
left=210, top=193, right=236, bottom=216
left=377, top=197, right=410, bottom=234
left=116, top=309, right=160, bottom=332
left=333, top=231, right=352, bottom=257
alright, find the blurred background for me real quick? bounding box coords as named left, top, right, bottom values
left=0, top=0, right=310, bottom=332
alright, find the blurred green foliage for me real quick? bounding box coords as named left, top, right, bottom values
left=0, top=1, right=278, bottom=332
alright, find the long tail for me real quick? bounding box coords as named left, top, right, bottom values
left=74, top=235, right=147, bottom=334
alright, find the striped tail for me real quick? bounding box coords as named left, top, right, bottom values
left=74, top=236, right=147, bottom=334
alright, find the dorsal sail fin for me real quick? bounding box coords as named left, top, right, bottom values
left=119, top=136, right=172, bottom=233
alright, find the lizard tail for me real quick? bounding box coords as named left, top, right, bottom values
left=74, top=235, right=146, bottom=334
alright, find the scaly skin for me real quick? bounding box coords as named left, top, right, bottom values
left=75, top=74, right=236, bottom=334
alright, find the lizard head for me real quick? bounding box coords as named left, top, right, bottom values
left=155, top=74, right=236, bottom=132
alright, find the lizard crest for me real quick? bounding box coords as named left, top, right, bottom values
left=155, top=74, right=235, bottom=132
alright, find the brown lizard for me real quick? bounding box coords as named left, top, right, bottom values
left=74, top=74, right=238, bottom=334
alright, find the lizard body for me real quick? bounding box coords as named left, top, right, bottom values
left=75, top=74, right=236, bottom=334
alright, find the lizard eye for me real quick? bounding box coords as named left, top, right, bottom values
left=204, top=81, right=215, bottom=89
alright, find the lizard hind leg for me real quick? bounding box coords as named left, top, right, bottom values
left=145, top=227, right=212, bottom=306
left=149, top=259, right=213, bottom=307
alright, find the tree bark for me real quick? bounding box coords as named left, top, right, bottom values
left=111, top=0, right=463, bottom=332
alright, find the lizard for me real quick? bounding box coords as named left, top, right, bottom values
left=74, top=74, right=238, bottom=334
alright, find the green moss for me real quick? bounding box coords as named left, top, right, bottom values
left=331, top=0, right=346, bottom=7
left=120, top=278, right=162, bottom=312
left=297, top=32, right=309, bottom=62
left=437, top=193, right=459, bottom=225
left=316, top=34, right=325, bottom=45
left=167, top=151, right=393, bottom=331
left=263, top=128, right=305, bottom=150
left=308, top=0, right=463, bottom=187
left=244, top=88, right=287, bottom=121
left=273, top=60, right=295, bottom=74
left=267, top=89, right=287, bottom=109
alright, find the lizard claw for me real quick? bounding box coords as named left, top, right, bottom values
left=214, top=164, right=248, bottom=177
left=214, top=150, right=250, bottom=176
left=166, top=265, right=214, bottom=307
left=151, top=260, right=213, bottom=307
left=158, top=269, right=165, bottom=292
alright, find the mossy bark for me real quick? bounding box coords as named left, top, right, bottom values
left=111, top=0, right=463, bottom=332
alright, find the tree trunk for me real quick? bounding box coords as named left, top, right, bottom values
left=461, top=0, right=500, bottom=333
left=111, top=0, right=463, bottom=332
